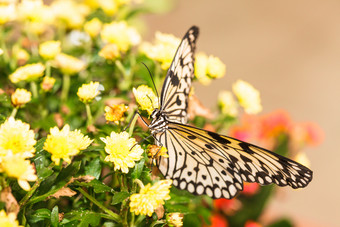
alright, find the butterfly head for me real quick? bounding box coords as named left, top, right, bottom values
left=150, top=108, right=161, bottom=119
left=149, top=108, right=167, bottom=134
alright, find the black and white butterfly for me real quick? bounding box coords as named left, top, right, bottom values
left=146, top=26, right=312, bottom=199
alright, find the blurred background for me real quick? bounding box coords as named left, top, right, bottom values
left=143, top=0, right=338, bottom=226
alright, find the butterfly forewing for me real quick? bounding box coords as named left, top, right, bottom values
left=149, top=26, right=313, bottom=199
left=159, top=26, right=199, bottom=124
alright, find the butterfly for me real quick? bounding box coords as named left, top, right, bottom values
left=147, top=26, right=312, bottom=199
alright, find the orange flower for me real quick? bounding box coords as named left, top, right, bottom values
left=209, top=214, right=228, bottom=227
left=213, top=198, right=241, bottom=215
left=244, top=220, right=262, bottom=227
left=290, top=122, right=324, bottom=147
left=241, top=182, right=259, bottom=196
left=259, top=109, right=291, bottom=140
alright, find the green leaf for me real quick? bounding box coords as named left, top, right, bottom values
left=268, top=218, right=294, bottom=227
left=84, top=157, right=101, bottom=179
left=51, top=206, right=59, bottom=227
left=79, top=212, right=101, bottom=227
left=28, top=208, right=51, bottom=223
left=111, top=191, right=130, bottom=205
left=73, top=179, right=114, bottom=193
left=131, top=158, right=145, bottom=179
left=62, top=211, right=102, bottom=226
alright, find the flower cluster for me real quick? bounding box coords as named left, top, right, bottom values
left=0, top=118, right=37, bottom=191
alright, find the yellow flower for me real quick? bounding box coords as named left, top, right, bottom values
left=39, top=41, right=61, bottom=60
left=140, top=31, right=180, bottom=70
left=98, top=0, right=118, bottom=16
left=104, top=104, right=128, bottom=124
left=167, top=213, right=183, bottom=227
left=9, top=63, right=45, bottom=83
left=194, top=53, right=211, bottom=85
left=232, top=80, right=262, bottom=114
left=98, top=44, right=120, bottom=60
left=84, top=18, right=102, bottom=38
left=147, top=145, right=168, bottom=158
left=41, top=76, right=56, bottom=92
left=11, top=88, right=32, bottom=108
left=133, top=85, right=159, bottom=115
left=0, top=117, right=36, bottom=159
left=44, top=125, right=93, bottom=165
left=0, top=4, right=16, bottom=24
left=51, top=0, right=89, bottom=29
left=206, top=55, right=226, bottom=79
left=54, top=53, right=85, bottom=75
left=0, top=210, right=22, bottom=227
left=101, top=21, right=141, bottom=52
left=130, top=179, right=172, bottom=216
left=100, top=131, right=143, bottom=173
left=0, top=153, right=37, bottom=191
left=13, top=47, right=30, bottom=62
left=77, top=81, right=103, bottom=103
left=218, top=90, right=238, bottom=117
left=17, top=0, right=54, bottom=24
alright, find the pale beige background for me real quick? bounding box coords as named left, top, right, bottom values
left=144, top=0, right=339, bottom=226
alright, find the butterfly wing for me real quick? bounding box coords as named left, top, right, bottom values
left=159, top=26, right=199, bottom=124
left=155, top=122, right=313, bottom=199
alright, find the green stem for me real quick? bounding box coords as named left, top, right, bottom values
left=150, top=220, right=166, bottom=227
left=61, top=74, right=70, bottom=102
left=85, top=103, right=93, bottom=126
left=128, top=113, right=138, bottom=137
left=30, top=81, right=38, bottom=98
left=77, top=187, right=120, bottom=223
left=19, top=178, right=42, bottom=207
left=133, top=179, right=144, bottom=190
left=10, top=108, right=18, bottom=118
left=45, top=61, right=51, bottom=77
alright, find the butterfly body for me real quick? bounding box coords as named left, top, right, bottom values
left=147, top=26, right=312, bottom=199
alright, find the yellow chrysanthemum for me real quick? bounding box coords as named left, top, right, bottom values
left=43, top=125, right=93, bottom=165
left=147, top=145, right=168, bottom=158
left=0, top=4, right=16, bottom=24
left=194, top=53, right=211, bottom=85
left=130, top=179, right=172, bottom=217
left=0, top=117, right=36, bottom=159
left=11, top=88, right=32, bottom=108
left=84, top=18, right=102, bottom=38
left=104, top=104, right=128, bottom=124
left=232, top=80, right=262, bottom=114
left=51, top=0, right=90, bottom=29
left=167, top=213, right=183, bottom=227
left=9, top=63, right=45, bottom=83
left=0, top=210, right=22, bottom=227
left=98, top=0, right=118, bottom=16
left=54, top=53, right=85, bottom=75
left=194, top=53, right=226, bottom=85
left=17, top=0, right=54, bottom=24
left=100, top=131, right=143, bottom=173
left=218, top=90, right=238, bottom=117
left=101, top=21, right=141, bottom=53
left=39, top=40, right=61, bottom=60
left=41, top=76, right=56, bottom=92
left=77, top=81, right=103, bottom=103
left=13, top=47, right=30, bottom=62
left=206, top=55, right=226, bottom=79
left=98, top=43, right=120, bottom=60
left=0, top=153, right=37, bottom=191
left=133, top=85, right=159, bottom=115
left=140, top=32, right=180, bottom=70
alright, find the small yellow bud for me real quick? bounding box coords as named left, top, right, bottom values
left=99, top=43, right=120, bottom=60
left=84, top=18, right=102, bottom=38
left=41, top=76, right=56, bottom=92
left=11, top=88, right=32, bottom=108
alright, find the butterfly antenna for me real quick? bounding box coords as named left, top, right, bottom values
left=141, top=62, right=160, bottom=107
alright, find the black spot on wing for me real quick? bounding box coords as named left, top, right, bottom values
left=170, top=72, right=179, bottom=86
left=176, top=95, right=181, bottom=105
left=207, top=131, right=231, bottom=144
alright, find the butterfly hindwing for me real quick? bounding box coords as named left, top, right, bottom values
left=155, top=122, right=313, bottom=199
left=160, top=26, right=199, bottom=124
